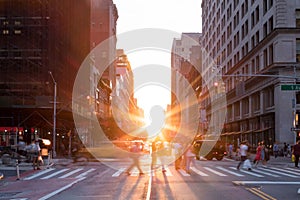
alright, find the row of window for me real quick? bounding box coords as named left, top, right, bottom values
left=226, top=88, right=274, bottom=122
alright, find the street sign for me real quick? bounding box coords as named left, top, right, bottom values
left=291, top=127, right=300, bottom=131
left=281, top=84, right=300, bottom=91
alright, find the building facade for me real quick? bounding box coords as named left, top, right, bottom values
left=0, top=0, right=118, bottom=151
left=201, top=0, right=300, bottom=149
left=171, top=33, right=202, bottom=141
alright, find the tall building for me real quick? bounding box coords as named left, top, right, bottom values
left=201, top=0, right=300, bottom=148
left=0, top=0, right=118, bottom=150
left=171, top=33, right=202, bottom=140
left=110, top=49, right=145, bottom=140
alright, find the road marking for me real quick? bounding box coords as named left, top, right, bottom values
left=23, top=168, right=55, bottom=180
left=146, top=168, right=153, bottom=200
left=41, top=169, right=69, bottom=179
left=178, top=169, right=190, bottom=176
left=59, top=168, right=83, bottom=178
left=229, top=167, right=264, bottom=177
left=75, top=168, right=96, bottom=178
left=246, top=187, right=277, bottom=200
left=164, top=167, right=173, bottom=176
left=216, top=166, right=244, bottom=177
left=268, top=167, right=300, bottom=176
left=204, top=167, right=227, bottom=176
left=259, top=167, right=298, bottom=178
left=233, top=181, right=300, bottom=185
left=287, top=167, right=300, bottom=172
left=112, top=168, right=126, bottom=177
left=190, top=167, right=209, bottom=176
left=38, top=177, right=86, bottom=200
left=250, top=168, right=280, bottom=177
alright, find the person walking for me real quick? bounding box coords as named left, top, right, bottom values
left=25, top=139, right=41, bottom=170
left=125, top=142, right=144, bottom=175
left=260, top=141, right=266, bottom=165
left=151, top=140, right=166, bottom=172
left=184, top=144, right=196, bottom=174
left=237, top=141, right=251, bottom=170
left=173, top=142, right=183, bottom=170
left=273, top=142, right=279, bottom=158
left=228, top=143, right=233, bottom=159
left=292, top=140, right=300, bottom=168
left=253, top=142, right=262, bottom=167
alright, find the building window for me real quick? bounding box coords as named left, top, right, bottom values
left=269, top=16, right=274, bottom=31
left=265, top=87, right=274, bottom=108
left=296, top=10, right=300, bottom=28
left=256, top=55, right=260, bottom=72
left=253, top=93, right=260, bottom=112
left=242, top=98, right=249, bottom=115
left=234, top=102, right=240, bottom=118
left=296, top=39, right=300, bottom=62
left=264, top=49, right=268, bottom=67
left=263, top=0, right=268, bottom=15
left=263, top=22, right=268, bottom=37
left=269, top=44, right=274, bottom=64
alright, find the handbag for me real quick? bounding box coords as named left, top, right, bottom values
left=292, top=154, right=295, bottom=162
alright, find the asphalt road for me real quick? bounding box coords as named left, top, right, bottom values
left=0, top=156, right=299, bottom=199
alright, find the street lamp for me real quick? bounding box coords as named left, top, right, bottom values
left=49, top=71, right=57, bottom=158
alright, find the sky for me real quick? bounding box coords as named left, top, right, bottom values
left=113, top=0, right=202, bottom=122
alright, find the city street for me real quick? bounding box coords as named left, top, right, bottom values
left=1, top=156, right=299, bottom=200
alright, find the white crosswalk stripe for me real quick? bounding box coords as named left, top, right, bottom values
left=258, top=167, right=299, bottom=178
left=250, top=168, right=280, bottom=177
left=112, top=168, right=126, bottom=177
left=216, top=166, right=244, bottom=177
left=109, top=165, right=300, bottom=179
left=59, top=168, right=84, bottom=179
left=229, top=167, right=264, bottom=177
left=23, top=167, right=96, bottom=180
left=178, top=169, right=190, bottom=176
left=75, top=168, right=96, bottom=178
left=41, top=169, right=70, bottom=179
left=24, top=168, right=55, bottom=180
left=204, top=167, right=227, bottom=176
left=191, top=166, right=209, bottom=176
left=268, top=166, right=300, bottom=176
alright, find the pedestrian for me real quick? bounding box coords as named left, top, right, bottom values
left=237, top=141, right=251, bottom=170
left=228, top=143, right=233, bottom=159
left=173, top=142, right=183, bottom=170
left=283, top=142, right=288, bottom=157
left=25, top=139, right=41, bottom=170
left=253, top=142, right=262, bottom=167
left=125, top=142, right=144, bottom=175
left=273, top=142, right=279, bottom=158
left=260, top=141, right=266, bottom=165
left=292, top=140, right=300, bottom=168
left=287, top=144, right=292, bottom=157
left=151, top=140, right=166, bottom=172
left=184, top=144, right=196, bottom=174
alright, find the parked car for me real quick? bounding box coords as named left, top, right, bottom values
left=193, top=140, right=227, bottom=161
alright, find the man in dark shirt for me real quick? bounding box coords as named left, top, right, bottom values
left=292, top=140, right=300, bottom=168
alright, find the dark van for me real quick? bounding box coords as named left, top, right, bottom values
left=193, top=140, right=227, bottom=161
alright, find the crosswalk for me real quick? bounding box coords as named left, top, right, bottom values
left=22, top=165, right=300, bottom=180
left=23, top=167, right=96, bottom=180
left=112, top=165, right=300, bottom=178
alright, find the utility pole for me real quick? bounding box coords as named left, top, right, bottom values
left=49, top=71, right=57, bottom=158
